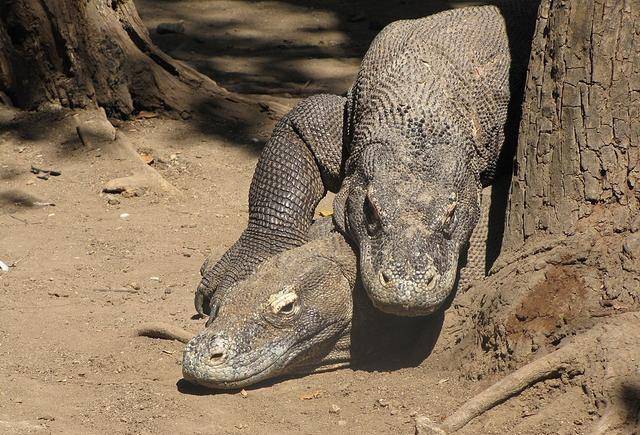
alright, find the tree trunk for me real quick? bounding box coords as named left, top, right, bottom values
left=504, top=0, right=639, bottom=250
left=0, top=0, right=274, bottom=120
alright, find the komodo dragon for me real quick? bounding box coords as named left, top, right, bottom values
left=183, top=222, right=438, bottom=389
left=195, top=4, right=537, bottom=317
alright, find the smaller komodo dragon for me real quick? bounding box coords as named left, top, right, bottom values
left=182, top=221, right=439, bottom=389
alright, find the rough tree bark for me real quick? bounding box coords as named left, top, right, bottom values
left=504, top=0, right=639, bottom=249
left=0, top=0, right=277, bottom=120
left=428, top=3, right=640, bottom=432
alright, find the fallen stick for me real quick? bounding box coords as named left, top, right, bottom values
left=136, top=322, right=194, bottom=343
left=440, top=342, right=585, bottom=433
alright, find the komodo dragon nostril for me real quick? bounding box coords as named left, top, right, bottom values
left=207, top=349, right=225, bottom=366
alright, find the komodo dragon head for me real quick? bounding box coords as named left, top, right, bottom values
left=336, top=137, right=481, bottom=317
left=182, top=230, right=434, bottom=389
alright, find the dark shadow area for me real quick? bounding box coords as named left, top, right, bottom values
left=486, top=1, right=541, bottom=268
left=139, top=0, right=456, bottom=98
left=349, top=280, right=444, bottom=371
left=0, top=107, right=85, bottom=159
left=136, top=0, right=459, bottom=146
left=176, top=378, right=241, bottom=396
left=0, top=165, right=22, bottom=180
left=0, top=108, right=69, bottom=142
left=620, top=382, right=640, bottom=428
left=0, top=189, right=40, bottom=208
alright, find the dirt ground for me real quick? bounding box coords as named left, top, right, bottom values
left=1, top=1, right=637, bottom=434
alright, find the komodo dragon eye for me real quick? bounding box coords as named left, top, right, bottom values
left=363, top=194, right=383, bottom=236
left=267, top=287, right=301, bottom=320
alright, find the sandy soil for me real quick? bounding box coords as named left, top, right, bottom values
left=3, top=1, right=630, bottom=434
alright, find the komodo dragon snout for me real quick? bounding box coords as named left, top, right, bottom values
left=182, top=234, right=357, bottom=389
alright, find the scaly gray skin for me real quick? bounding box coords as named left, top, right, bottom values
left=196, top=5, right=531, bottom=317
left=183, top=225, right=436, bottom=389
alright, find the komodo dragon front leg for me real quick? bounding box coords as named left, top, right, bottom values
left=195, top=94, right=348, bottom=315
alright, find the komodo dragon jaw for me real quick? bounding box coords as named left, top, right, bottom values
left=182, top=234, right=357, bottom=389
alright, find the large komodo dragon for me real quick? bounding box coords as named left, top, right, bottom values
left=196, top=5, right=532, bottom=317
left=183, top=221, right=438, bottom=389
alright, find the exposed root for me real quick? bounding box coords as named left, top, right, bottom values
left=74, top=108, right=181, bottom=196
left=440, top=342, right=584, bottom=432
left=110, top=132, right=182, bottom=196
left=136, top=322, right=194, bottom=343
left=589, top=405, right=628, bottom=435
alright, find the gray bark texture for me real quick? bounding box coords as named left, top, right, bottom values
left=0, top=0, right=250, bottom=119
left=504, top=0, right=640, bottom=250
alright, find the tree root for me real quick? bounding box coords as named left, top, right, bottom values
left=441, top=344, right=584, bottom=432
left=417, top=313, right=640, bottom=434
left=416, top=338, right=586, bottom=434
left=111, top=132, right=182, bottom=196
left=75, top=108, right=181, bottom=196
left=136, top=322, right=194, bottom=343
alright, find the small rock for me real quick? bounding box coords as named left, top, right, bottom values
left=630, top=214, right=640, bottom=232
left=157, top=21, right=185, bottom=35
left=533, top=259, right=547, bottom=271
left=337, top=420, right=347, bottom=427
left=105, top=195, right=120, bottom=205
left=377, top=398, right=389, bottom=407
left=150, top=276, right=161, bottom=282
left=329, top=404, right=341, bottom=414
left=0, top=260, right=9, bottom=272
left=414, top=416, right=445, bottom=435
left=121, top=189, right=139, bottom=198
left=164, top=287, right=172, bottom=295
left=128, top=282, right=141, bottom=290
left=623, top=233, right=640, bottom=260
left=103, top=174, right=146, bottom=196
left=119, top=213, right=130, bottom=220
left=37, top=415, right=55, bottom=421
left=240, top=389, right=248, bottom=398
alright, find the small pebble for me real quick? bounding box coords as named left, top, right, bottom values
left=329, top=404, right=341, bottom=414
left=157, top=21, right=185, bottom=35
left=240, top=389, right=248, bottom=398
left=119, top=213, right=130, bottom=220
